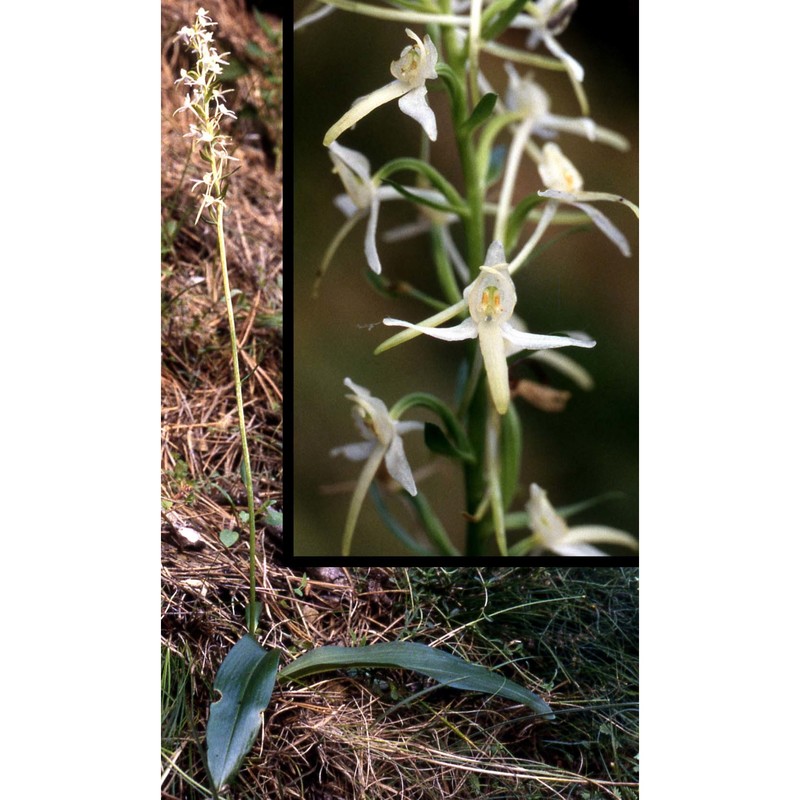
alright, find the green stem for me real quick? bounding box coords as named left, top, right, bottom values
left=215, top=209, right=258, bottom=635
left=463, top=349, right=489, bottom=556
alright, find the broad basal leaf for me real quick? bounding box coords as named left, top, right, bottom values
left=278, top=641, right=555, bottom=719
left=206, top=635, right=280, bottom=790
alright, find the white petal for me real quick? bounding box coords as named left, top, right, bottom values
left=383, top=316, right=477, bottom=342
left=329, top=141, right=372, bottom=184
left=343, top=377, right=372, bottom=399
left=398, top=86, right=438, bottom=141
left=384, top=434, right=418, bottom=495
left=569, top=525, right=639, bottom=551
left=395, top=420, right=425, bottom=436
left=333, top=193, right=360, bottom=218
left=382, top=218, right=432, bottom=243
left=542, top=30, right=584, bottom=83
left=478, top=322, right=511, bottom=414
left=571, top=201, right=631, bottom=257
left=501, top=323, right=596, bottom=351
left=441, top=225, right=470, bottom=283
left=365, top=194, right=382, bottom=273
left=485, top=240, right=507, bottom=267
left=331, top=441, right=375, bottom=462
left=324, top=81, right=408, bottom=147
left=551, top=542, right=607, bottom=556
left=343, top=378, right=395, bottom=445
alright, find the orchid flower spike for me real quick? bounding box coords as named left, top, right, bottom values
left=323, top=29, right=438, bottom=147
left=384, top=242, right=595, bottom=415
left=331, top=378, right=423, bottom=555
left=174, top=8, right=239, bottom=224
left=525, top=483, right=639, bottom=556
left=537, top=142, right=638, bottom=257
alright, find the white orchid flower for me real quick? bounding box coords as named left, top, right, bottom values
left=525, top=483, right=639, bottom=556
left=516, top=0, right=584, bottom=83
left=324, top=29, right=438, bottom=147
left=504, top=64, right=629, bottom=151
left=331, top=378, right=423, bottom=555
left=326, top=141, right=454, bottom=277
left=383, top=241, right=595, bottom=415
left=327, top=142, right=390, bottom=274
left=537, top=142, right=638, bottom=257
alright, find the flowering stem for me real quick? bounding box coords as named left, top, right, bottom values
left=215, top=209, right=259, bottom=634
left=463, top=354, right=489, bottom=555
left=485, top=405, right=507, bottom=555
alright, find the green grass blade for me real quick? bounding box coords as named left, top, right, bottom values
left=278, top=641, right=555, bottom=719
left=206, top=635, right=280, bottom=790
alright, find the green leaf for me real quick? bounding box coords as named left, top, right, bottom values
left=278, top=641, right=555, bottom=719
left=207, top=636, right=280, bottom=790
left=219, top=529, right=239, bottom=547
left=263, top=505, right=283, bottom=528
left=459, top=92, right=498, bottom=137
left=423, top=422, right=471, bottom=462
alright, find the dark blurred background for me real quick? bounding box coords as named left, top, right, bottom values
left=293, top=1, right=638, bottom=556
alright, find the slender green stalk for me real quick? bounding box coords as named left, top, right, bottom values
left=215, top=211, right=259, bottom=635
left=441, top=15, right=493, bottom=554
